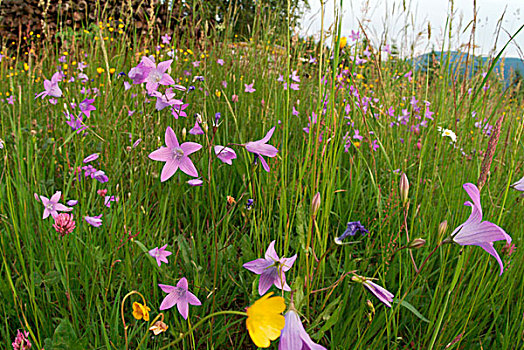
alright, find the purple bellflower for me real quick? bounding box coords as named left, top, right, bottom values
left=35, top=72, right=62, bottom=99
left=511, top=176, right=524, bottom=191
left=244, top=83, right=256, bottom=93
left=214, top=145, right=237, bottom=165
left=128, top=56, right=155, bottom=84
left=279, top=309, right=327, bottom=350
left=39, top=191, right=73, bottom=219
left=450, top=183, right=511, bottom=275
left=335, top=221, right=368, bottom=244
left=143, top=58, right=175, bottom=93
left=362, top=279, right=394, bottom=307
left=79, top=98, right=96, bottom=118
left=84, top=215, right=103, bottom=227
left=243, top=240, right=297, bottom=295
left=148, top=127, right=202, bottom=181
left=245, top=127, right=278, bottom=172
left=149, top=244, right=172, bottom=267
left=159, top=277, right=201, bottom=319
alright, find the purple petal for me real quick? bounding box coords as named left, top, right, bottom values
left=160, top=160, right=179, bottom=182
left=453, top=221, right=511, bottom=246
left=260, top=127, right=275, bottom=143
left=157, top=60, right=173, bottom=73
left=243, top=258, right=272, bottom=274
left=273, top=271, right=290, bottom=291
left=511, top=176, right=524, bottom=191
left=177, top=300, right=189, bottom=319
left=165, top=127, right=179, bottom=148
left=279, top=311, right=302, bottom=350
left=42, top=208, right=51, bottom=219
left=159, top=74, right=175, bottom=86
left=159, top=292, right=180, bottom=310
left=281, top=254, right=297, bottom=272
left=180, top=142, right=202, bottom=156
left=178, top=157, right=198, bottom=177
left=186, top=291, right=201, bottom=306
left=363, top=280, right=393, bottom=307
left=149, top=147, right=172, bottom=162
left=54, top=203, right=73, bottom=212
left=158, top=283, right=177, bottom=293
left=264, top=241, right=280, bottom=261
left=50, top=191, right=62, bottom=203
left=177, top=277, right=188, bottom=290
left=247, top=143, right=278, bottom=158
left=478, top=242, right=505, bottom=275
left=83, top=153, right=99, bottom=163
left=259, top=155, right=271, bottom=172
left=258, top=270, right=277, bottom=295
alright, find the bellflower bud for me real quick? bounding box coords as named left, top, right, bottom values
left=400, top=172, right=409, bottom=205
left=311, top=192, right=321, bottom=216
left=408, top=238, right=426, bottom=249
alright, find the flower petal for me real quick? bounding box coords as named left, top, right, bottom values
left=178, top=157, right=199, bottom=177
left=160, top=160, right=179, bottom=182
left=148, top=147, right=172, bottom=162
left=158, top=284, right=177, bottom=293
left=177, top=300, right=189, bottom=319
left=478, top=242, right=505, bottom=275
left=165, top=126, right=179, bottom=148
left=260, top=127, right=275, bottom=144
left=50, top=191, right=62, bottom=203
left=157, top=60, right=173, bottom=74
left=259, top=269, right=277, bottom=295
left=264, top=241, right=279, bottom=261
left=453, top=221, right=511, bottom=246
left=281, top=254, right=297, bottom=272
left=177, top=277, right=188, bottom=290
left=243, top=258, right=272, bottom=274
left=159, top=292, right=180, bottom=310
left=186, top=291, right=201, bottom=306
left=181, top=142, right=202, bottom=156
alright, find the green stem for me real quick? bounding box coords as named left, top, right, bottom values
left=158, top=310, right=248, bottom=350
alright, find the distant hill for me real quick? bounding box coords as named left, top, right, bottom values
left=413, top=51, right=524, bottom=85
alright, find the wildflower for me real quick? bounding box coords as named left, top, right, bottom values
left=11, top=329, right=32, bottom=350
left=148, top=127, right=202, bottom=181
left=39, top=191, right=73, bottom=219
left=352, top=275, right=394, bottom=307
left=214, top=145, right=237, bottom=165
left=149, top=320, right=169, bottom=335
left=7, top=95, right=14, bottom=105
left=279, top=309, right=326, bottom=350
left=149, top=244, right=172, bottom=267
left=311, top=192, right=321, bottom=216
left=339, top=36, right=347, bottom=49
left=172, top=103, right=189, bottom=119
left=83, top=153, right=99, bottom=163
left=450, top=183, right=511, bottom=275
left=0, top=138, right=4, bottom=149
left=189, top=121, right=204, bottom=135
left=158, top=277, right=201, bottom=319
left=246, top=199, right=254, bottom=210
left=227, top=196, right=236, bottom=205
left=35, top=72, right=62, bottom=99
left=349, top=30, right=360, bottom=41
left=245, top=127, right=278, bottom=172
left=437, top=127, right=457, bottom=143
left=104, top=195, right=118, bottom=207
left=84, top=214, right=103, bottom=227
left=132, top=302, right=151, bottom=321
left=53, top=213, right=76, bottom=237
left=335, top=221, right=368, bottom=244
left=79, top=98, right=96, bottom=118
left=511, top=176, right=524, bottom=191
left=246, top=292, right=286, bottom=348
left=187, top=178, right=203, bottom=186
left=400, top=173, right=409, bottom=205
left=243, top=240, right=297, bottom=295
left=161, top=34, right=171, bottom=44
left=244, top=83, right=256, bottom=93
left=217, top=58, right=225, bottom=66
left=66, top=199, right=78, bottom=206
left=232, top=94, right=239, bottom=103
left=144, top=58, right=175, bottom=93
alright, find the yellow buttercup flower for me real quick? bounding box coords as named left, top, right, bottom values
left=97, top=67, right=104, bottom=74
left=132, top=302, right=151, bottom=321
left=339, top=36, right=347, bottom=49
left=246, top=292, right=285, bottom=348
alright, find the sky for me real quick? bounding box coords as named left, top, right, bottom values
left=299, top=0, right=524, bottom=58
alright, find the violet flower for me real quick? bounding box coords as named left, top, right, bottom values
left=362, top=279, right=394, bottom=307
left=189, top=121, right=204, bottom=135
left=159, top=277, right=201, bottom=319
left=243, top=240, right=297, bottom=295
left=84, top=214, right=103, bottom=227
left=79, top=98, right=96, bottom=118
left=511, top=176, right=524, bottom=191
left=245, top=127, right=278, bottom=172
left=214, top=145, right=237, bottom=165
left=143, top=58, right=175, bottom=93
left=335, top=221, right=368, bottom=245
left=83, top=153, right=99, bottom=163
left=35, top=72, right=62, bottom=99
left=39, top=191, right=73, bottom=219
left=148, top=127, right=202, bottom=181
left=149, top=244, right=172, bottom=267
left=279, top=309, right=326, bottom=350
left=450, top=183, right=512, bottom=275
left=244, top=83, right=256, bottom=93
left=187, top=178, right=203, bottom=186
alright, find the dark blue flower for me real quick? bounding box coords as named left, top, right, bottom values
left=335, top=221, right=368, bottom=244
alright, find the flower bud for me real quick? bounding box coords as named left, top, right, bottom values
left=182, top=127, right=187, bottom=140
left=311, top=192, right=321, bottom=216
left=438, top=220, right=448, bottom=237
left=408, top=238, right=426, bottom=249
left=400, top=173, right=409, bottom=205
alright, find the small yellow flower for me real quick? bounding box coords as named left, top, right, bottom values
left=132, top=302, right=151, bottom=321
left=149, top=320, right=169, bottom=335
left=246, top=292, right=285, bottom=348
left=109, top=68, right=116, bottom=74
left=24, top=63, right=29, bottom=71
left=97, top=67, right=104, bottom=74
left=215, top=90, right=221, bottom=98
left=227, top=196, right=236, bottom=205
left=339, top=36, right=347, bottom=49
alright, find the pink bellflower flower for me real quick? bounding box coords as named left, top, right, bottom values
left=84, top=214, right=103, bottom=227
left=511, top=176, right=524, bottom=191
left=214, top=145, right=237, bottom=165
left=245, top=127, right=278, bottom=172
left=243, top=240, right=297, bottom=295
left=244, top=83, right=256, bottom=93
left=39, top=191, right=73, bottom=219
left=449, top=183, right=511, bottom=275
left=143, top=58, right=175, bottom=93
left=148, top=126, right=202, bottom=181
left=279, top=309, right=327, bottom=350
left=159, top=277, right=201, bottom=319
left=35, top=72, right=62, bottom=99
left=352, top=275, right=394, bottom=307
left=149, top=244, right=172, bottom=267
left=79, top=98, right=96, bottom=118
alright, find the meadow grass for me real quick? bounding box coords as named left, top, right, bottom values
left=1, top=3, right=523, bottom=349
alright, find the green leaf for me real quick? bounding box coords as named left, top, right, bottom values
left=394, top=299, right=430, bottom=323
left=43, top=318, right=87, bottom=349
